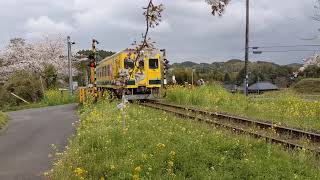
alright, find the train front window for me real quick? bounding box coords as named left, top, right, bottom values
left=149, top=59, right=159, bottom=69
left=124, top=59, right=134, bottom=69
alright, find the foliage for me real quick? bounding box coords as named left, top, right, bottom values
left=171, top=60, right=299, bottom=87
left=50, top=101, right=320, bottom=179
left=43, top=64, right=58, bottom=89
left=165, top=85, right=320, bottom=130
left=0, top=111, right=9, bottom=129
left=299, top=65, right=320, bottom=78
left=0, top=70, right=43, bottom=108
left=293, top=78, right=320, bottom=94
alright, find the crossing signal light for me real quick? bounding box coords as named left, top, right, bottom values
left=89, top=62, right=95, bottom=68
left=164, top=59, right=170, bottom=70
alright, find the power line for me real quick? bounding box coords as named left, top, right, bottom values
left=252, top=49, right=320, bottom=54
left=250, top=45, right=320, bottom=49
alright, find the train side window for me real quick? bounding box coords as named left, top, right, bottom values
left=139, top=60, right=144, bottom=69
left=124, top=58, right=134, bottom=69
left=107, top=65, right=110, bottom=76
left=149, top=59, right=159, bottom=69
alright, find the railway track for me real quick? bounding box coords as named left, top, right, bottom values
left=140, top=100, right=320, bottom=156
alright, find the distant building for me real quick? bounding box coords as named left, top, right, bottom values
left=223, top=84, right=239, bottom=93
left=248, top=82, right=279, bottom=93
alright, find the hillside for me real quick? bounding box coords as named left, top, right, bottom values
left=293, top=78, right=320, bottom=94
left=170, top=60, right=302, bottom=87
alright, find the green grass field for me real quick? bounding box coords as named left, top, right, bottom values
left=0, top=111, right=9, bottom=129
left=293, top=78, right=320, bottom=94
left=165, top=85, right=320, bottom=131
left=50, top=100, right=320, bottom=179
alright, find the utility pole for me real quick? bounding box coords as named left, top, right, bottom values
left=67, top=36, right=75, bottom=95
left=244, top=0, right=250, bottom=96
left=191, top=69, right=195, bottom=86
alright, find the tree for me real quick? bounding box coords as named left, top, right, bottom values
left=0, top=36, right=76, bottom=81
left=301, top=65, right=320, bottom=78
left=224, top=73, right=231, bottom=83
left=1, top=71, right=43, bottom=106
left=43, top=64, right=58, bottom=89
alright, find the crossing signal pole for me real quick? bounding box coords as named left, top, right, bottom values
left=89, top=39, right=99, bottom=102
left=161, top=49, right=169, bottom=86
left=244, top=0, right=250, bottom=96
left=67, top=36, right=75, bottom=95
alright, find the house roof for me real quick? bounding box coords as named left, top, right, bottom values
left=223, top=84, right=238, bottom=90
left=248, top=82, right=279, bottom=91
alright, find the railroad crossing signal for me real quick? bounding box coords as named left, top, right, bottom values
left=89, top=61, right=96, bottom=68
left=163, top=59, right=170, bottom=71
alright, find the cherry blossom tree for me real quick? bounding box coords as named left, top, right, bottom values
left=206, top=0, right=231, bottom=16
left=0, top=35, right=76, bottom=80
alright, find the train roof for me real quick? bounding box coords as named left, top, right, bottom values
left=98, top=48, right=160, bottom=65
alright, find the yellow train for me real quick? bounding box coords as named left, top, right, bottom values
left=95, top=48, right=163, bottom=100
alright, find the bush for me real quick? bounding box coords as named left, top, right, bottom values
left=293, top=78, right=320, bottom=94
left=43, top=64, right=58, bottom=89
left=0, top=71, right=43, bottom=108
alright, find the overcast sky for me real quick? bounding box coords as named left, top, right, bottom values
left=0, top=0, right=319, bottom=64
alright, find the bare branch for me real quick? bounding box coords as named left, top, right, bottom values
left=206, top=0, right=231, bottom=16
left=130, top=0, right=164, bottom=77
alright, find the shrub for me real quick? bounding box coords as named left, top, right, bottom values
left=0, top=71, right=43, bottom=107
left=293, top=78, right=320, bottom=94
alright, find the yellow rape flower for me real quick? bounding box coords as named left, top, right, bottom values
left=74, top=167, right=86, bottom=177
left=133, top=174, right=139, bottom=180
left=169, top=151, right=176, bottom=156
left=135, top=166, right=142, bottom=172
left=110, top=164, right=116, bottom=170
left=157, top=143, right=166, bottom=149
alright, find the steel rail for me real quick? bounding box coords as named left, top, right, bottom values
left=149, top=101, right=320, bottom=143
left=141, top=101, right=320, bottom=156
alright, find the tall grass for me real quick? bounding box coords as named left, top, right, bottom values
left=50, top=101, right=320, bottom=179
left=166, top=85, right=320, bottom=131
left=43, top=90, right=78, bottom=106
left=0, top=111, right=8, bottom=129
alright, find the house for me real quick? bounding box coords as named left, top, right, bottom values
left=248, top=82, right=279, bottom=93
left=223, top=84, right=238, bottom=93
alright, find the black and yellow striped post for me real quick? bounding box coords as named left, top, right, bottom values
left=91, top=39, right=99, bottom=102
